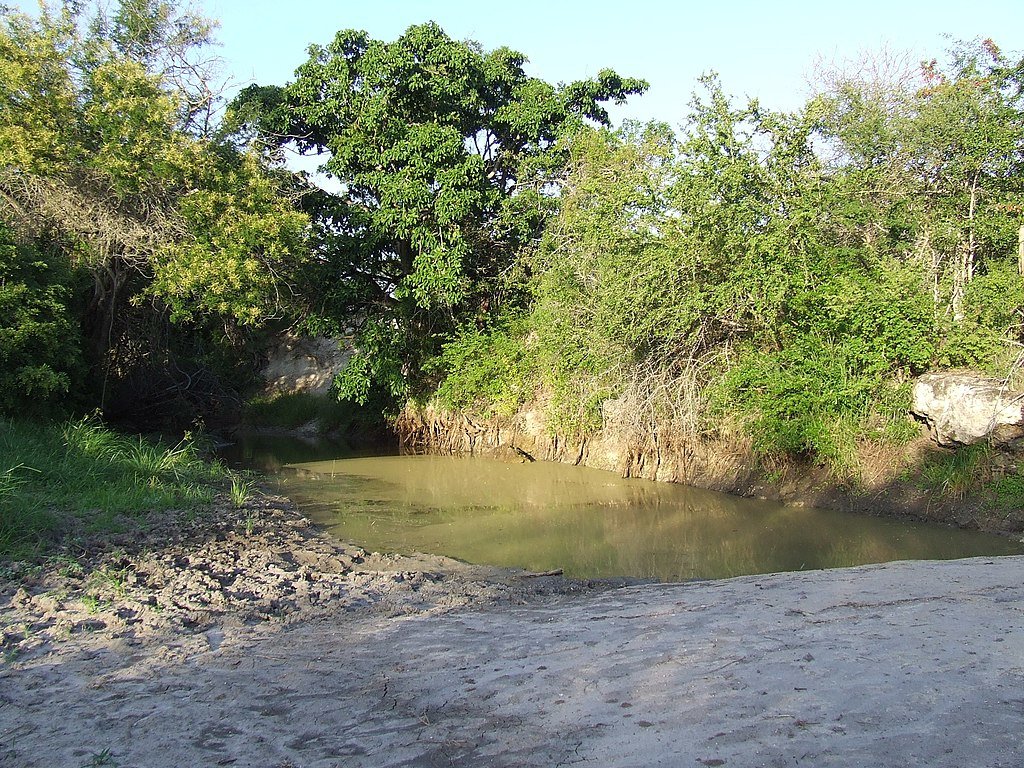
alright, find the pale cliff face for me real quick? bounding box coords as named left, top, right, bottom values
left=261, top=335, right=351, bottom=396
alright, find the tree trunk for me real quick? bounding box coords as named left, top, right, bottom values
left=1018, top=224, right=1024, bottom=277
left=966, top=174, right=978, bottom=283
left=952, top=174, right=981, bottom=322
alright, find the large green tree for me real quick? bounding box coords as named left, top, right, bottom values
left=1, top=2, right=310, bottom=421
left=231, top=22, right=646, bottom=405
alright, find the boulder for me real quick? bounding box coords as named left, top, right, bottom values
left=911, top=372, right=1024, bottom=447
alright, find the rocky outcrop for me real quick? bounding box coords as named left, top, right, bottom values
left=911, top=372, right=1024, bottom=447
left=260, top=334, right=350, bottom=395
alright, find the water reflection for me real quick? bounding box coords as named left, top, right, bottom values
left=258, top=453, right=1023, bottom=581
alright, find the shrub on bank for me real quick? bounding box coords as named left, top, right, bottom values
left=0, top=225, right=84, bottom=420
left=427, top=318, right=536, bottom=420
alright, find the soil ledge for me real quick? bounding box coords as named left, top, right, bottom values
left=396, top=404, right=1024, bottom=534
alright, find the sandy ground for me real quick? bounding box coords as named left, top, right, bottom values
left=1, top=494, right=1022, bottom=767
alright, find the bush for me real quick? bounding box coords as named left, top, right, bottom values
left=428, top=319, right=535, bottom=418
left=0, top=225, right=83, bottom=418
left=938, top=261, right=1024, bottom=372
left=716, top=313, right=922, bottom=476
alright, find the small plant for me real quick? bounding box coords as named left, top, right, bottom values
left=89, top=565, right=129, bottom=598
left=81, top=749, right=119, bottom=767
left=988, top=473, right=1024, bottom=512
left=50, top=555, right=84, bottom=578
left=230, top=475, right=254, bottom=508
left=81, top=594, right=101, bottom=613
left=919, top=443, right=992, bottom=499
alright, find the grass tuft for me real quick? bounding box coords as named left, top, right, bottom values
left=919, top=443, right=992, bottom=499
left=0, top=416, right=230, bottom=559
left=229, top=475, right=255, bottom=508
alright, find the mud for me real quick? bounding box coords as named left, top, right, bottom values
left=0, top=493, right=598, bottom=662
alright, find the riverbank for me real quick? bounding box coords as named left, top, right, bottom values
left=2, top=490, right=1023, bottom=767
left=0, top=491, right=599, bottom=663
left=396, top=404, right=1024, bottom=535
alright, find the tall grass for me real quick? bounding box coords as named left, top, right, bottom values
left=919, top=443, right=992, bottom=499
left=0, top=416, right=229, bottom=558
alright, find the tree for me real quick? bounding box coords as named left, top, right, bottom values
left=0, top=2, right=310, bottom=421
left=230, top=22, right=646, bottom=406
left=529, top=77, right=938, bottom=469
left=910, top=40, right=1024, bottom=320
left=814, top=39, right=1024, bottom=325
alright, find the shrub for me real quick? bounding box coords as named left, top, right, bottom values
left=428, top=318, right=535, bottom=418
left=0, top=225, right=83, bottom=418
left=938, top=261, right=1024, bottom=372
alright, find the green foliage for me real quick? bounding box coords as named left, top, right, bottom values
left=518, top=51, right=1024, bottom=474
left=231, top=22, right=646, bottom=408
left=428, top=319, right=535, bottom=418
left=150, top=153, right=310, bottom=326
left=229, top=475, right=254, bottom=508
left=988, top=473, right=1024, bottom=511
left=918, top=443, right=993, bottom=499
left=715, top=259, right=937, bottom=471
left=815, top=38, right=1024, bottom=323
left=939, top=260, right=1024, bottom=371
left=0, top=224, right=83, bottom=418
left=0, top=7, right=78, bottom=172
left=915, top=444, right=1024, bottom=515
left=716, top=337, right=911, bottom=473
left=3, top=0, right=1022, bottom=500
left=524, top=124, right=679, bottom=433
left=0, top=2, right=310, bottom=421
left=0, top=416, right=227, bottom=558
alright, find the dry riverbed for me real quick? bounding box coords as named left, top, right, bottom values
left=1, top=493, right=1022, bottom=767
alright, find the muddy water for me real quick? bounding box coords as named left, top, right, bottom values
left=226, top=437, right=1024, bottom=581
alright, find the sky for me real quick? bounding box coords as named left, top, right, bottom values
left=8, top=0, right=1024, bottom=167
left=8, top=0, right=1024, bottom=125
left=197, top=0, right=1024, bottom=128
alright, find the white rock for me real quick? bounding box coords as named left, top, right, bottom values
left=911, top=372, right=1024, bottom=446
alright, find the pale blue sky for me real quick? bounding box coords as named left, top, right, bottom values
left=9, top=0, right=1024, bottom=126
left=200, top=0, right=1023, bottom=128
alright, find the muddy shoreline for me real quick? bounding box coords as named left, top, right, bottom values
left=0, top=491, right=608, bottom=664
left=396, top=406, right=1024, bottom=535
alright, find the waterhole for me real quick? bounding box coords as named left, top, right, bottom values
left=225, top=436, right=1023, bottom=581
